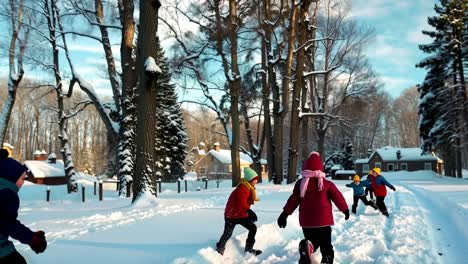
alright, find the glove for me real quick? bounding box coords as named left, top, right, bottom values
left=247, top=209, right=257, bottom=222
left=343, top=209, right=350, bottom=220
left=29, top=231, right=47, bottom=254
left=277, top=211, right=288, bottom=228
left=390, top=186, right=396, bottom=191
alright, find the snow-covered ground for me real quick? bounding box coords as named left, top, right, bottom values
left=13, top=171, right=468, bottom=264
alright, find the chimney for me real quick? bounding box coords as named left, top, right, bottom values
left=48, top=153, right=57, bottom=164
left=367, top=149, right=372, bottom=158
left=40, top=150, right=48, bottom=161
left=214, top=142, right=221, bottom=152
left=33, top=150, right=42, bottom=160
left=396, top=150, right=401, bottom=160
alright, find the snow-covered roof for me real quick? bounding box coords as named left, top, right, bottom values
left=2, top=143, right=14, bottom=149
left=33, top=150, right=42, bottom=155
left=207, top=149, right=253, bottom=165
left=354, top=159, right=368, bottom=164
left=24, top=160, right=65, bottom=178
left=331, top=165, right=343, bottom=170
left=370, top=147, right=438, bottom=162
left=213, top=142, right=220, bottom=146
left=335, top=170, right=356, bottom=175
left=48, top=153, right=57, bottom=159
left=41, top=150, right=47, bottom=155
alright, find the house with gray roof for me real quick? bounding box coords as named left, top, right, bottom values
left=354, top=146, right=442, bottom=176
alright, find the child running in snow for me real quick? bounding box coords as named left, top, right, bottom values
left=277, top=152, right=349, bottom=264
left=369, top=168, right=396, bottom=217
left=216, top=167, right=262, bottom=256
left=363, top=172, right=374, bottom=201
left=345, top=175, right=378, bottom=214
left=0, top=149, right=47, bottom=263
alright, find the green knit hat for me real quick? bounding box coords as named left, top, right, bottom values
left=243, top=167, right=259, bottom=182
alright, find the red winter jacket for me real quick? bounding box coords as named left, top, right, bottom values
left=224, top=184, right=253, bottom=219
left=283, top=178, right=348, bottom=227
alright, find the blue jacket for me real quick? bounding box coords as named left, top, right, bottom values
left=0, top=177, right=33, bottom=258
left=345, top=180, right=370, bottom=196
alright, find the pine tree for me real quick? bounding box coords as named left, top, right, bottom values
left=154, top=41, right=188, bottom=182
left=416, top=0, right=467, bottom=177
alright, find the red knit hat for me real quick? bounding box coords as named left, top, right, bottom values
left=303, top=151, right=324, bottom=172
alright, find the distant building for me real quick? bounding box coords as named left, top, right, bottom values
left=333, top=170, right=356, bottom=180
left=354, top=146, right=442, bottom=176
left=192, top=142, right=268, bottom=180
left=24, top=151, right=67, bottom=185
left=2, top=143, right=14, bottom=158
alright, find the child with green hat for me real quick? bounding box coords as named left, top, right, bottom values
left=215, top=167, right=262, bottom=256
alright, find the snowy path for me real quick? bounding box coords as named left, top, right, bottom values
left=17, top=173, right=468, bottom=264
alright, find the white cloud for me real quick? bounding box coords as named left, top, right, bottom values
left=381, top=76, right=418, bottom=97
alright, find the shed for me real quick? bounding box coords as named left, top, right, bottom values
left=24, top=154, right=67, bottom=185
left=333, top=170, right=356, bottom=180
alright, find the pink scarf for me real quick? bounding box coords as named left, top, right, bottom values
left=300, top=170, right=325, bottom=197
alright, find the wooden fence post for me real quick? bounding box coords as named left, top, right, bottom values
left=46, top=186, right=51, bottom=202
left=99, top=180, right=103, bottom=201
left=82, top=185, right=86, bottom=202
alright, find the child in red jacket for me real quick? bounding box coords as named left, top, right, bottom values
left=277, top=152, right=349, bottom=264
left=215, top=167, right=261, bottom=256
left=369, top=168, right=396, bottom=217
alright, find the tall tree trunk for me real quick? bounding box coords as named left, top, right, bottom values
left=228, top=0, right=241, bottom=187
left=288, top=0, right=311, bottom=183
left=274, top=0, right=298, bottom=184
left=117, top=0, right=137, bottom=196
left=261, top=0, right=275, bottom=182
left=48, top=0, right=78, bottom=193
left=132, top=0, right=161, bottom=202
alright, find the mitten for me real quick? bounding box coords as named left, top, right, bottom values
left=277, top=211, right=288, bottom=228
left=390, top=186, right=396, bottom=191
left=247, top=209, right=258, bottom=222
left=343, top=209, right=350, bottom=220
left=29, top=231, right=47, bottom=254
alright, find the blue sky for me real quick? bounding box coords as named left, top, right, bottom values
left=350, top=0, right=436, bottom=96
left=0, top=0, right=437, bottom=99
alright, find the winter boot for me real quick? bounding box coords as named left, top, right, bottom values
left=320, top=255, right=334, bottom=264
left=298, top=239, right=314, bottom=264
left=383, top=211, right=389, bottom=217
left=215, top=242, right=225, bottom=255
left=245, top=240, right=262, bottom=256
left=351, top=206, right=357, bottom=214
left=370, top=201, right=378, bottom=210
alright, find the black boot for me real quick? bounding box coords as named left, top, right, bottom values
left=320, top=255, right=334, bottom=264
left=215, top=242, right=225, bottom=255
left=370, top=201, right=378, bottom=210
left=298, top=239, right=314, bottom=264
left=351, top=206, right=356, bottom=214
left=245, top=239, right=262, bottom=256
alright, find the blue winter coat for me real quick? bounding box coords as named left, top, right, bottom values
left=345, top=180, right=370, bottom=196
left=0, top=177, right=33, bottom=258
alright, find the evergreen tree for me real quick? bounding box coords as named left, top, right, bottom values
left=416, top=0, right=467, bottom=177
left=154, top=41, right=188, bottom=182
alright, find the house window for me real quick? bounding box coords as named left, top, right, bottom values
left=387, top=163, right=394, bottom=171
left=224, top=165, right=229, bottom=172
left=363, top=164, right=369, bottom=173
left=401, top=163, right=408, bottom=171
left=200, top=167, right=206, bottom=174
left=375, top=162, right=381, bottom=169
left=424, top=163, right=432, bottom=171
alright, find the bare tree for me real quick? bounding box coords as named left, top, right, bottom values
left=0, top=0, right=30, bottom=144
